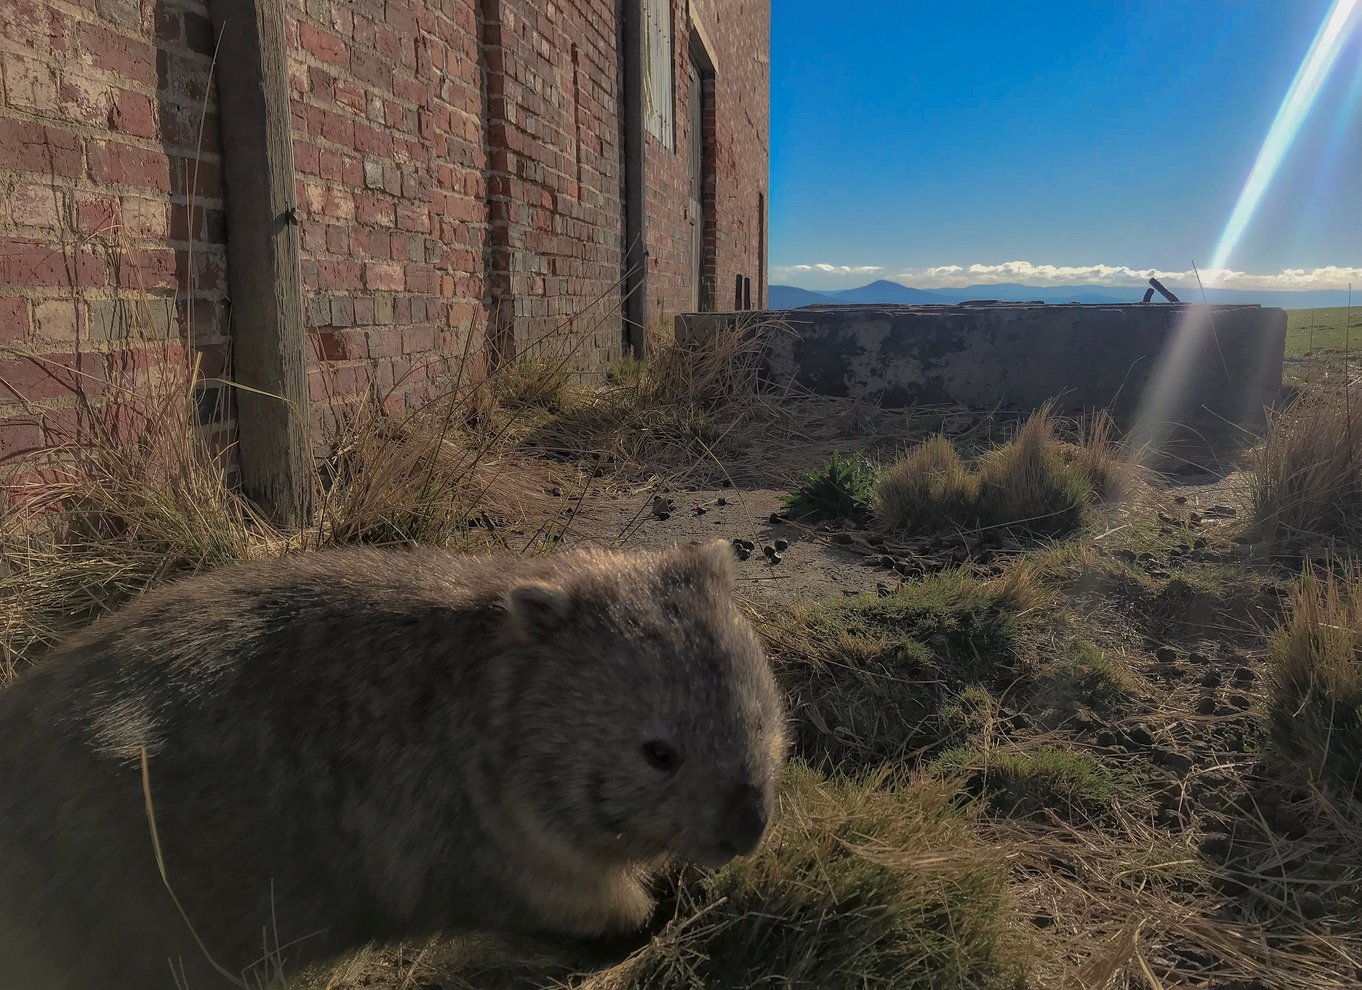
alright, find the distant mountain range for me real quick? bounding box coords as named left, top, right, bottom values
left=768, top=279, right=1352, bottom=310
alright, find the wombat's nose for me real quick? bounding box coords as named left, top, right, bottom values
left=717, top=783, right=770, bottom=858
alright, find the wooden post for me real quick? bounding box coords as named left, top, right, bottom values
left=208, top=0, right=311, bottom=529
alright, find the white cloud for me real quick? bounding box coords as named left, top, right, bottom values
left=809, top=263, right=882, bottom=274
left=770, top=260, right=1362, bottom=291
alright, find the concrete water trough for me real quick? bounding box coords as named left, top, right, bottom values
left=675, top=302, right=1287, bottom=427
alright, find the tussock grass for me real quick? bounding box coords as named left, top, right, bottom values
left=573, top=763, right=1025, bottom=990
left=936, top=746, right=1119, bottom=821
left=1266, top=564, right=1362, bottom=797
left=1249, top=385, right=1362, bottom=546
left=873, top=434, right=977, bottom=531
left=876, top=404, right=1123, bottom=537
left=758, top=567, right=1052, bottom=773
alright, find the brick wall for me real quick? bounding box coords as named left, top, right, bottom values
left=1, top=0, right=771, bottom=480
left=285, top=0, right=489, bottom=449
left=0, top=0, right=230, bottom=473
left=481, top=0, right=625, bottom=376
left=644, top=0, right=770, bottom=325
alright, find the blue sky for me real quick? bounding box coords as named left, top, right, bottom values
left=770, top=0, right=1362, bottom=291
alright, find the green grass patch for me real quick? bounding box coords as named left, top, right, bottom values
left=1030, top=640, right=1142, bottom=718
left=935, top=746, right=1119, bottom=820
left=1285, top=307, right=1362, bottom=357
left=759, top=568, right=1049, bottom=773
left=574, top=764, right=1025, bottom=990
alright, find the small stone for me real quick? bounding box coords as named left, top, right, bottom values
left=1195, top=696, right=1217, bottom=716
left=1173, top=495, right=1188, bottom=505
left=863, top=555, right=884, bottom=567
left=716, top=497, right=728, bottom=506
left=1232, top=665, right=1255, bottom=683
left=763, top=545, right=776, bottom=558
left=1298, top=892, right=1328, bottom=920
left=654, top=511, right=671, bottom=521
left=881, top=554, right=896, bottom=568
left=694, top=506, right=707, bottom=516
left=1155, top=646, right=1178, bottom=664
left=1199, top=833, right=1233, bottom=860
left=1126, top=725, right=1154, bottom=748
left=734, top=547, right=751, bottom=561
left=866, top=534, right=885, bottom=546
left=1188, top=651, right=1209, bottom=664
left=1154, top=749, right=1194, bottom=775
left=1095, top=730, right=1118, bottom=748
left=768, top=551, right=783, bottom=565
left=1227, top=693, right=1251, bottom=711
left=1201, top=670, right=1223, bottom=689
left=832, top=532, right=853, bottom=544
left=774, top=538, right=789, bottom=552
left=550, top=486, right=564, bottom=497
left=769, top=512, right=784, bottom=525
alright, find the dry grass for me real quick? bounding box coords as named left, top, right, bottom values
left=0, top=358, right=260, bottom=679
left=520, top=318, right=799, bottom=481
left=873, top=433, right=979, bottom=531
left=568, top=763, right=1026, bottom=990
left=1249, top=383, right=1362, bottom=546
left=1265, top=564, right=1362, bottom=797
left=875, top=405, right=1124, bottom=537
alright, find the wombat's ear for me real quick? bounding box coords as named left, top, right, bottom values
left=507, top=581, right=573, bottom=633
left=679, top=538, right=736, bottom=590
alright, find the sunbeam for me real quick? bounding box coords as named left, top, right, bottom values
left=1124, top=0, right=1362, bottom=465
left=1210, top=0, right=1362, bottom=272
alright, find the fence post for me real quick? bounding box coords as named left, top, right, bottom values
left=208, top=0, right=311, bottom=529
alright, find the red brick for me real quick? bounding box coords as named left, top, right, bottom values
left=75, top=191, right=119, bottom=235
left=88, top=140, right=172, bottom=193
left=0, top=118, right=84, bottom=176
left=0, top=420, right=43, bottom=463
left=9, top=185, right=63, bottom=228
left=0, top=238, right=108, bottom=288
left=363, top=262, right=404, bottom=291
left=76, top=23, right=157, bottom=86
left=299, top=22, right=349, bottom=67
left=0, top=298, right=30, bottom=345
left=112, top=90, right=157, bottom=139
left=0, top=353, right=103, bottom=404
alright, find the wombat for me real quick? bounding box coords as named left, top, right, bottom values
left=0, top=539, right=788, bottom=989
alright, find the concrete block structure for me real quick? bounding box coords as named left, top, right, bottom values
left=677, top=302, right=1288, bottom=429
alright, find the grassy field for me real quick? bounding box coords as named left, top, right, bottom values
left=1285, top=305, right=1362, bottom=357
left=5, top=319, right=1362, bottom=989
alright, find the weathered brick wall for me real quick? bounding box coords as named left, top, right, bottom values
left=0, top=0, right=230, bottom=472
left=285, top=0, right=489, bottom=447
left=482, top=0, right=625, bottom=376
left=698, top=0, right=769, bottom=312
left=1, top=0, right=772, bottom=478
left=643, top=0, right=769, bottom=325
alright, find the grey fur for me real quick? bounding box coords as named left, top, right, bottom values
left=0, top=539, right=788, bottom=989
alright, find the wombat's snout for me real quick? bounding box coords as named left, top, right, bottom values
left=713, top=783, right=771, bottom=860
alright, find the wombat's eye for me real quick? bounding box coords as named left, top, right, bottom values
left=641, top=740, right=681, bottom=773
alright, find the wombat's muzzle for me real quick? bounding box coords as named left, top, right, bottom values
left=713, top=783, right=771, bottom=861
